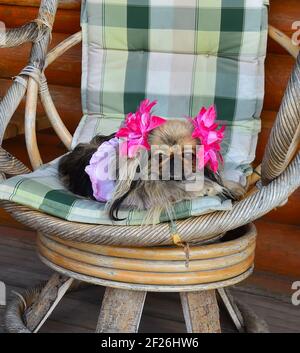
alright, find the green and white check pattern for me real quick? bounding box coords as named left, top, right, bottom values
left=0, top=0, right=268, bottom=225
left=75, top=0, right=269, bottom=184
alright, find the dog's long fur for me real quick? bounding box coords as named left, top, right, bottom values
left=59, top=120, right=244, bottom=223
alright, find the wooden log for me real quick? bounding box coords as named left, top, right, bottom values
left=0, top=33, right=82, bottom=87
left=269, top=0, right=300, bottom=37
left=96, top=287, right=146, bottom=333
left=180, top=290, right=221, bottom=333
left=268, top=25, right=299, bottom=59
left=268, top=0, right=300, bottom=55
left=24, top=273, right=73, bottom=332
left=264, top=54, right=295, bottom=111
left=255, top=220, right=300, bottom=277
left=255, top=110, right=278, bottom=165
left=0, top=0, right=81, bottom=9
left=0, top=77, right=82, bottom=134
left=3, top=110, right=51, bottom=140
left=262, top=188, right=300, bottom=226
left=3, top=128, right=67, bottom=167
left=0, top=4, right=80, bottom=33
left=268, top=36, right=300, bottom=57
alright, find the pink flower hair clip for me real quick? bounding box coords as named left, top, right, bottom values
left=190, top=105, right=225, bottom=173
left=116, top=99, right=167, bottom=158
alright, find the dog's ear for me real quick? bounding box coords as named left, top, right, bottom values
left=107, top=157, right=141, bottom=221
left=108, top=180, right=140, bottom=221
left=90, top=133, right=115, bottom=147
left=204, top=167, right=223, bottom=185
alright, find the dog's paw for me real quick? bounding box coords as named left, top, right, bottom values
left=223, top=180, right=246, bottom=200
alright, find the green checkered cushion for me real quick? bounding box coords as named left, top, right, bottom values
left=74, top=0, right=269, bottom=185
left=0, top=0, right=269, bottom=226
left=0, top=158, right=232, bottom=225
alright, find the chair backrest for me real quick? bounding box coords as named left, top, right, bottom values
left=74, top=0, right=269, bottom=184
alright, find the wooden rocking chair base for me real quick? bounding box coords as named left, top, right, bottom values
left=5, top=223, right=269, bottom=333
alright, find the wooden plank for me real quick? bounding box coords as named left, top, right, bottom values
left=0, top=0, right=81, bottom=9
left=234, top=271, right=297, bottom=302
left=180, top=290, right=221, bottom=333
left=0, top=4, right=80, bottom=33
left=96, top=288, right=147, bottom=333
left=0, top=306, right=5, bottom=333
left=24, top=273, right=73, bottom=332
left=230, top=289, right=300, bottom=333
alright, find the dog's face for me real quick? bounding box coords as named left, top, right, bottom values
left=148, top=120, right=198, bottom=181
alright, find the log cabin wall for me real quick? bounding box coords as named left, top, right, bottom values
left=0, top=0, right=299, bottom=277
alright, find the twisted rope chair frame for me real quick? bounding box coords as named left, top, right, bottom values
left=1, top=0, right=299, bottom=334
left=0, top=0, right=299, bottom=247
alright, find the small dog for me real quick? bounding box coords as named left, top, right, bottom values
left=59, top=119, right=244, bottom=222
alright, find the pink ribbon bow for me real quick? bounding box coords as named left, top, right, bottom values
left=190, top=105, right=225, bottom=173
left=116, top=99, right=167, bottom=158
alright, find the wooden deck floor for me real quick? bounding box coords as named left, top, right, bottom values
left=0, top=226, right=299, bottom=333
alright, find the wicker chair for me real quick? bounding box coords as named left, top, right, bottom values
left=0, top=0, right=299, bottom=333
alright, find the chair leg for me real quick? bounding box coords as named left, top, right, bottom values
left=24, top=273, right=74, bottom=332
left=96, top=287, right=147, bottom=333
left=180, top=290, right=221, bottom=333
left=217, top=288, right=245, bottom=333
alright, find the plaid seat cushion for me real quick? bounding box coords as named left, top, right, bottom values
left=0, top=158, right=232, bottom=225
left=74, top=0, right=269, bottom=185
left=0, top=0, right=269, bottom=226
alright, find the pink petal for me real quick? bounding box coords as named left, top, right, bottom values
left=140, top=112, right=151, bottom=132
left=206, top=131, right=219, bottom=145
left=115, top=127, right=130, bottom=138
left=138, top=99, right=157, bottom=114
left=147, top=116, right=167, bottom=131
left=202, top=105, right=216, bottom=128
left=115, top=99, right=165, bottom=158
left=207, top=149, right=219, bottom=173
left=197, top=107, right=207, bottom=121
